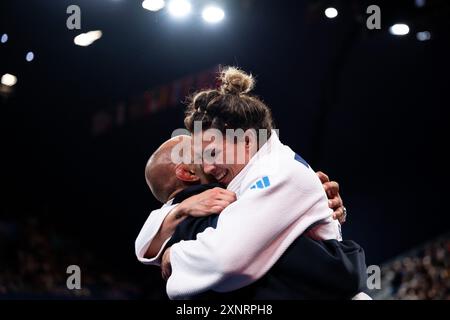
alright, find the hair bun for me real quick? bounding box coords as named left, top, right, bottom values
left=220, top=67, right=255, bottom=95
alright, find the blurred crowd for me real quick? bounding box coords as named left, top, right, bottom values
left=374, top=234, right=450, bottom=300
left=1, top=217, right=448, bottom=299
left=0, top=218, right=148, bottom=299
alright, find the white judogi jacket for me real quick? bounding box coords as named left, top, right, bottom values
left=136, top=131, right=342, bottom=299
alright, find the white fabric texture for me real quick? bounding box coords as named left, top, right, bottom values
left=166, top=131, right=342, bottom=299
left=352, top=292, right=373, bottom=300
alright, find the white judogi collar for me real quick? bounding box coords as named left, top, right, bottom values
left=227, top=130, right=279, bottom=195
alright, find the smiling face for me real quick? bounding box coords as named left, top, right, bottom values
left=194, top=130, right=255, bottom=186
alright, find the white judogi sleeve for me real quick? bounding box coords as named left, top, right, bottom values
left=135, top=202, right=177, bottom=266
left=167, top=139, right=341, bottom=299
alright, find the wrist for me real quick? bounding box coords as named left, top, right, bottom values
left=172, top=204, right=189, bottom=219
left=160, top=205, right=188, bottom=240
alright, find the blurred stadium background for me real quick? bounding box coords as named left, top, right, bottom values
left=0, top=0, right=449, bottom=299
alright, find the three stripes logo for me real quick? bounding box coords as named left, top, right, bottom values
left=250, top=176, right=271, bottom=190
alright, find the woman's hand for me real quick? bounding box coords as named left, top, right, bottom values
left=316, top=171, right=346, bottom=224
left=176, top=187, right=237, bottom=218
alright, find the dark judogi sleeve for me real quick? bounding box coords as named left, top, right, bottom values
left=165, top=215, right=219, bottom=248
left=247, top=237, right=368, bottom=300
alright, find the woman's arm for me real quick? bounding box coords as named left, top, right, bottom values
left=144, top=206, right=189, bottom=259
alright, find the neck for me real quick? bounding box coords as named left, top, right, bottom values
left=167, top=187, right=185, bottom=202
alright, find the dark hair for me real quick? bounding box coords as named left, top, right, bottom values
left=184, top=67, right=274, bottom=136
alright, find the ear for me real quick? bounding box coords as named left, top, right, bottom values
left=175, top=164, right=200, bottom=182
left=244, top=129, right=258, bottom=151
left=245, top=135, right=251, bottom=147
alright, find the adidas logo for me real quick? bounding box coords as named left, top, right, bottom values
left=250, top=176, right=271, bottom=189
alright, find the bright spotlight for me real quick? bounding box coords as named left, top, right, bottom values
left=1, top=33, right=8, bottom=43
left=142, top=0, right=165, bottom=12
left=168, top=0, right=191, bottom=18
left=1, top=73, right=17, bottom=87
left=202, top=6, right=225, bottom=23
left=416, top=31, right=431, bottom=41
left=325, top=7, right=338, bottom=19
left=74, top=30, right=103, bottom=47
left=389, top=24, right=410, bottom=36
left=26, top=51, right=35, bottom=62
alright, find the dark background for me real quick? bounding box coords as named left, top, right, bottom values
left=0, top=0, right=449, bottom=298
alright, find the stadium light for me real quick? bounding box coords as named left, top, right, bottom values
left=142, top=0, right=165, bottom=12
left=325, top=7, right=338, bottom=19
left=168, top=0, right=191, bottom=18
left=416, top=31, right=431, bottom=41
left=202, top=6, right=225, bottom=23
left=389, top=24, right=410, bottom=36
left=1, top=33, right=8, bottom=43
left=26, top=51, right=35, bottom=62
left=1, top=73, right=17, bottom=87
left=74, top=30, right=103, bottom=47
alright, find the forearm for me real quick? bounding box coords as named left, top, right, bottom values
left=144, top=205, right=188, bottom=258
